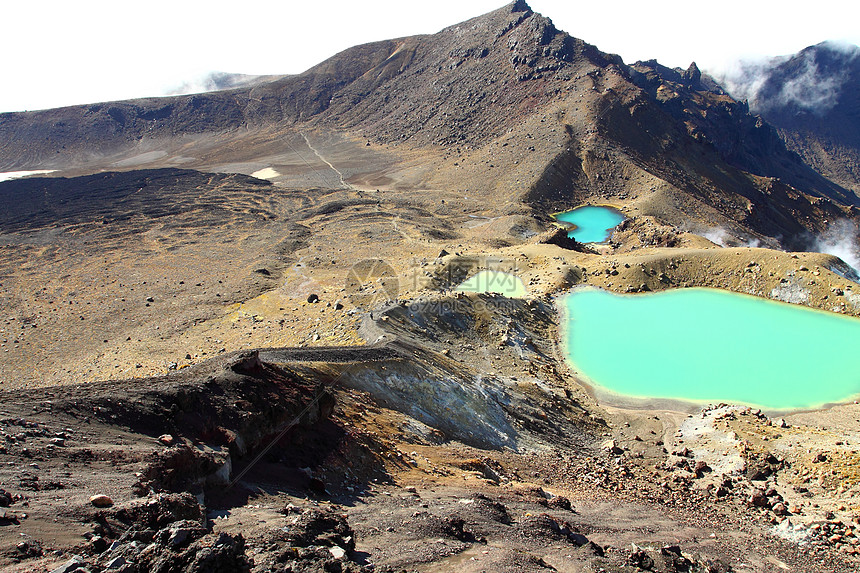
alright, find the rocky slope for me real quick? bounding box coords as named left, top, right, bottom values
left=2, top=3, right=860, bottom=572
left=1, top=301, right=859, bottom=572
left=1, top=2, right=857, bottom=250
left=718, top=42, right=860, bottom=196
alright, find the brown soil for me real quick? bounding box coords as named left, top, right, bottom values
left=1, top=2, right=859, bottom=571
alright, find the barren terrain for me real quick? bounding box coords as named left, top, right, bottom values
left=2, top=1, right=860, bottom=572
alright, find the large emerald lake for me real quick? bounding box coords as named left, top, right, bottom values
left=560, top=287, right=860, bottom=410
left=554, top=205, right=625, bottom=243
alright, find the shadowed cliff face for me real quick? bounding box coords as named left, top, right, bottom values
left=0, top=1, right=857, bottom=249
left=716, top=42, right=860, bottom=196
left=613, top=59, right=858, bottom=244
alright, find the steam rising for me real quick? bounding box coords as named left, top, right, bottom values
left=701, top=227, right=762, bottom=249
left=165, top=72, right=285, bottom=96
left=699, top=220, right=859, bottom=278
left=811, top=219, right=860, bottom=275
left=702, top=227, right=731, bottom=247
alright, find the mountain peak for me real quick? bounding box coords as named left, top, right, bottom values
left=683, top=62, right=701, bottom=89
left=714, top=41, right=860, bottom=195
left=510, top=0, right=532, bottom=13
left=804, top=40, right=860, bottom=59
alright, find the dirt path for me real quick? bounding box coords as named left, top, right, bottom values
left=299, top=131, right=355, bottom=191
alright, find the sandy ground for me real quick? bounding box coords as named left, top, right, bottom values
left=1, top=129, right=859, bottom=570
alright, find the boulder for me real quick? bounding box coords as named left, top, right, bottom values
left=90, top=494, right=114, bottom=508
left=749, top=489, right=769, bottom=508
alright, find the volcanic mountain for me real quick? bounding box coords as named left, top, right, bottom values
left=1, top=0, right=857, bottom=249
left=4, top=3, right=860, bottom=572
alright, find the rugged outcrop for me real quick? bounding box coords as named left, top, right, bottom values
left=731, top=42, right=860, bottom=196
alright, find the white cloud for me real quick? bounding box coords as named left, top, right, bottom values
left=715, top=43, right=859, bottom=115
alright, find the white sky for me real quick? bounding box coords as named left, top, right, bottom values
left=2, top=0, right=858, bottom=113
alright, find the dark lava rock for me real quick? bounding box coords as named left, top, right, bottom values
left=750, top=488, right=770, bottom=508
left=469, top=493, right=512, bottom=524
left=307, top=477, right=328, bottom=497
left=282, top=507, right=355, bottom=551
left=14, top=538, right=42, bottom=560
left=144, top=532, right=248, bottom=573
left=745, top=459, right=772, bottom=481
left=111, top=492, right=203, bottom=531
left=744, top=450, right=784, bottom=480
left=307, top=293, right=320, bottom=303
left=673, top=447, right=693, bottom=458
left=628, top=548, right=655, bottom=570
left=90, top=534, right=108, bottom=553
left=539, top=227, right=597, bottom=254
left=49, top=555, right=87, bottom=573
left=153, top=519, right=208, bottom=547
left=519, top=513, right=596, bottom=551
left=629, top=544, right=732, bottom=573
left=548, top=495, right=572, bottom=511
left=442, top=516, right=485, bottom=543
left=658, top=545, right=694, bottom=572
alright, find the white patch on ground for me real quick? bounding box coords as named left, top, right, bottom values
left=677, top=406, right=745, bottom=475
left=251, top=167, right=281, bottom=180
left=699, top=228, right=762, bottom=248
left=770, top=519, right=813, bottom=545
left=342, top=365, right=519, bottom=450
left=770, top=274, right=809, bottom=304
left=168, top=156, right=197, bottom=165
left=828, top=265, right=851, bottom=281
left=0, top=170, right=56, bottom=182
left=464, top=215, right=502, bottom=229
left=844, top=288, right=860, bottom=310
left=398, top=417, right=443, bottom=444
left=191, top=444, right=232, bottom=487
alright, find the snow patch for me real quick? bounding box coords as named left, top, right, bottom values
left=0, top=170, right=56, bottom=182
left=251, top=167, right=281, bottom=180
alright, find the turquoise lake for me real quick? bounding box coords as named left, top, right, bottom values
left=456, top=270, right=527, bottom=297
left=561, top=287, right=860, bottom=410
left=554, top=206, right=625, bottom=243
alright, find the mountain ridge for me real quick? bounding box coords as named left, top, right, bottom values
left=4, top=7, right=860, bottom=570
left=0, top=1, right=857, bottom=250
left=718, top=42, right=860, bottom=195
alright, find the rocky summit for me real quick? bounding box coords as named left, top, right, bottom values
left=1, top=2, right=860, bottom=572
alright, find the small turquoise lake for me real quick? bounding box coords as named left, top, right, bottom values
left=561, top=287, right=860, bottom=410
left=554, top=206, right=625, bottom=243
